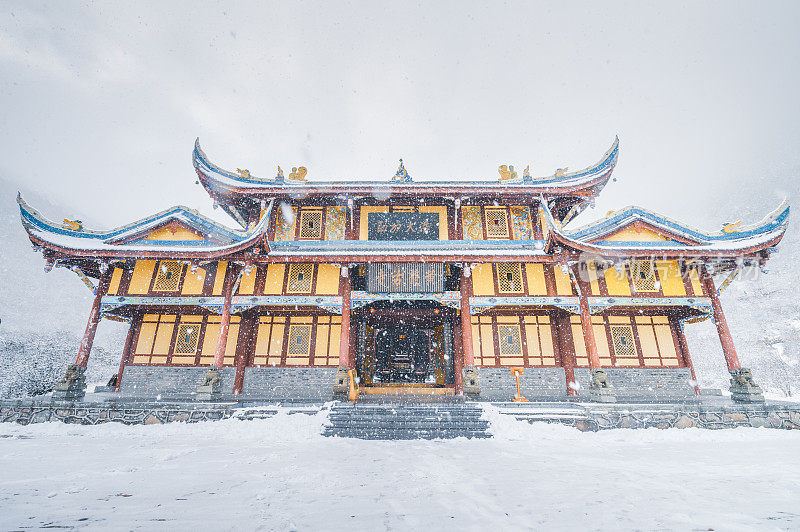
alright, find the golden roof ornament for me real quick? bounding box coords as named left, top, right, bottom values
left=62, top=219, right=83, bottom=231
left=555, top=167, right=568, bottom=177
left=276, top=165, right=284, bottom=183
left=498, top=165, right=518, bottom=182
left=236, top=168, right=251, bottom=179
left=288, top=166, right=307, bottom=181
left=722, top=221, right=742, bottom=234
left=523, top=165, right=533, bottom=183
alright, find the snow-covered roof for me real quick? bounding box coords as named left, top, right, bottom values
left=192, top=137, right=619, bottom=196
left=17, top=194, right=272, bottom=259
left=540, top=198, right=790, bottom=258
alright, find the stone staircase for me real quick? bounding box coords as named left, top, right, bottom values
left=323, top=402, right=491, bottom=440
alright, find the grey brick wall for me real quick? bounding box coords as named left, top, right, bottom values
left=477, top=367, right=568, bottom=402
left=118, top=366, right=337, bottom=402
left=573, top=367, right=696, bottom=402
left=118, top=366, right=235, bottom=401
left=241, top=367, right=336, bottom=402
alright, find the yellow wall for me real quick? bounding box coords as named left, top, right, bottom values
left=604, top=265, right=632, bottom=296
left=181, top=265, right=207, bottom=295
left=471, top=264, right=494, bottom=296
left=587, top=262, right=601, bottom=295
left=107, top=267, right=123, bottom=295
left=553, top=265, right=573, bottom=295
left=145, top=225, right=203, bottom=241
left=212, top=261, right=227, bottom=295
left=656, top=260, right=686, bottom=296
left=525, top=263, right=547, bottom=295
left=263, top=264, right=286, bottom=295
left=687, top=266, right=705, bottom=296
left=604, top=226, right=669, bottom=242
left=238, top=267, right=258, bottom=295
left=315, top=264, right=341, bottom=295
left=128, top=260, right=156, bottom=294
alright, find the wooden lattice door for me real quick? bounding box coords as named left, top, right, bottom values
left=359, top=324, right=376, bottom=385
left=431, top=325, right=446, bottom=385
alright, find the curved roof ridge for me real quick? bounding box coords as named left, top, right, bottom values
left=192, top=136, right=619, bottom=188
left=539, top=198, right=790, bottom=257
left=564, top=200, right=790, bottom=243
left=17, top=194, right=248, bottom=241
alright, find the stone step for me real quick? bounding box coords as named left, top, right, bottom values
left=328, top=422, right=490, bottom=431
left=323, top=428, right=492, bottom=440
left=324, top=402, right=491, bottom=440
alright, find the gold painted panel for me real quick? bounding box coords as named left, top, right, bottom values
left=325, top=206, right=346, bottom=241
left=275, top=205, right=297, bottom=241
left=461, top=206, right=483, bottom=240
left=510, top=206, right=533, bottom=240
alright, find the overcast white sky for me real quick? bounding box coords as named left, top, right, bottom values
left=1, top=1, right=798, bottom=229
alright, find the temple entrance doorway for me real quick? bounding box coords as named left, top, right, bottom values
left=355, top=301, right=455, bottom=391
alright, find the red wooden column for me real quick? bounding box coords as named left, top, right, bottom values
left=212, top=265, right=240, bottom=370
left=701, top=267, right=741, bottom=371
left=114, top=316, right=138, bottom=392
left=554, top=313, right=578, bottom=396
left=338, top=268, right=354, bottom=368
left=675, top=318, right=700, bottom=395
left=74, top=268, right=113, bottom=367
left=572, top=265, right=601, bottom=370
left=460, top=267, right=475, bottom=367
left=233, top=316, right=256, bottom=395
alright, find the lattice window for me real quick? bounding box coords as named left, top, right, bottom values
left=174, top=323, right=200, bottom=354
left=631, top=260, right=657, bottom=292
left=484, top=208, right=510, bottom=238
left=496, top=263, right=523, bottom=293
left=610, top=325, right=636, bottom=360
left=497, top=324, right=523, bottom=357
left=287, top=264, right=313, bottom=293
left=153, top=261, right=182, bottom=292
left=299, top=209, right=324, bottom=239
left=287, top=324, right=312, bottom=356
left=133, top=314, right=176, bottom=365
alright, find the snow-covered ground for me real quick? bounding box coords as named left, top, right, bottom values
left=1, top=410, right=798, bottom=531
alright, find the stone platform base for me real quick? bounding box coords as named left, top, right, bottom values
left=2, top=396, right=799, bottom=432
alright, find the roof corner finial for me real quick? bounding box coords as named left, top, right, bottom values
left=275, top=165, right=284, bottom=183
left=523, top=164, right=533, bottom=183
left=392, top=158, right=412, bottom=183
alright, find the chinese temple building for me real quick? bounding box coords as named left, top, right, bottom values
left=18, top=138, right=790, bottom=404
